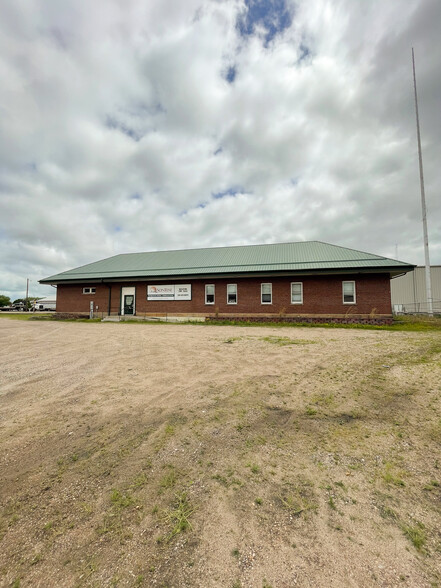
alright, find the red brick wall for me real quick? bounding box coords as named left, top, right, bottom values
left=56, top=274, right=392, bottom=316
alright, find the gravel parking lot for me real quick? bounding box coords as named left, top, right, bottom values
left=1, top=319, right=440, bottom=587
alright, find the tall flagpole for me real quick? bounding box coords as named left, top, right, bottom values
left=412, top=47, right=433, bottom=316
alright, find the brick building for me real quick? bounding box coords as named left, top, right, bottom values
left=40, top=241, right=414, bottom=321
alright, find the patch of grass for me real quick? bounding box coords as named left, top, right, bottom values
left=224, top=337, right=242, bottom=344
left=154, top=423, right=176, bottom=452
left=31, top=553, right=43, bottom=565
left=260, top=336, right=315, bottom=346
left=0, top=313, right=49, bottom=321
left=381, top=463, right=406, bottom=487
left=246, top=463, right=260, bottom=474
left=378, top=505, right=398, bottom=520
left=428, top=420, right=441, bottom=443
left=110, top=489, right=134, bottom=509
left=401, top=521, right=426, bottom=551
left=164, top=424, right=175, bottom=436
left=231, top=548, right=240, bottom=558
left=423, top=480, right=440, bottom=491
left=160, top=467, right=177, bottom=491
left=203, top=316, right=441, bottom=331
left=310, top=393, right=334, bottom=407
left=305, top=406, right=317, bottom=416
left=328, top=496, right=337, bottom=510
left=162, top=492, right=193, bottom=542
left=280, top=493, right=315, bottom=516
left=255, top=497, right=263, bottom=505
left=130, top=472, right=149, bottom=489
left=212, top=473, right=229, bottom=486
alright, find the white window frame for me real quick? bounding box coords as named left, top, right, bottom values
left=342, top=281, right=356, bottom=304
left=291, top=282, right=303, bottom=304
left=205, top=284, right=215, bottom=305
left=82, top=287, right=96, bottom=294
left=261, top=283, right=272, bottom=305
left=227, top=284, right=237, bottom=305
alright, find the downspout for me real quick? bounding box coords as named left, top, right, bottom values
left=102, top=280, right=111, bottom=316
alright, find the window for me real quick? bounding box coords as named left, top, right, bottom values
left=205, top=284, right=215, bottom=305
left=227, top=284, right=237, bottom=304
left=261, top=283, right=272, bottom=304
left=291, top=282, right=303, bottom=304
left=343, top=281, right=356, bottom=304
left=82, top=287, right=96, bottom=294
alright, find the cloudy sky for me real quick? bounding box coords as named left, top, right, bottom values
left=1, top=0, right=440, bottom=301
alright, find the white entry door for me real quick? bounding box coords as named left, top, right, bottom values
left=121, top=287, right=136, bottom=315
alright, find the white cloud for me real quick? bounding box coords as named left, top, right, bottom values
left=0, top=0, right=440, bottom=301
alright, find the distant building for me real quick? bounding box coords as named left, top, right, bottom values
left=33, top=295, right=57, bottom=311
left=391, top=266, right=441, bottom=314
left=40, top=241, right=414, bottom=322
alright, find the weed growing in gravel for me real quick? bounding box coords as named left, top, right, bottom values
left=246, top=463, right=260, bottom=474
left=110, top=489, right=134, bottom=509
left=401, top=521, right=426, bottom=551
left=231, top=548, right=240, bottom=558
left=423, top=480, right=440, bottom=491
left=159, top=466, right=177, bottom=491
left=381, top=463, right=406, bottom=487
left=162, top=492, right=193, bottom=542
left=154, top=423, right=176, bottom=452
left=328, top=496, right=337, bottom=511
left=130, top=472, right=148, bottom=489
left=378, top=505, right=398, bottom=520
left=260, top=336, right=315, bottom=346
left=280, top=493, right=315, bottom=516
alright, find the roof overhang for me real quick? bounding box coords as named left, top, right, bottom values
left=40, top=265, right=415, bottom=286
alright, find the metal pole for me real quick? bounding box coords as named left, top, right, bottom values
left=412, top=48, right=433, bottom=316
left=26, top=278, right=29, bottom=311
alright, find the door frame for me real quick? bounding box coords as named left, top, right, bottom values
left=120, top=286, right=136, bottom=316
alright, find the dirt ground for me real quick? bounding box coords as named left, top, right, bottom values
left=0, top=319, right=440, bottom=588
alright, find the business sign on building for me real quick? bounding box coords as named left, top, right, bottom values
left=147, top=284, right=191, bottom=301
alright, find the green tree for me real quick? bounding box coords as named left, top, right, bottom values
left=0, top=295, right=11, bottom=307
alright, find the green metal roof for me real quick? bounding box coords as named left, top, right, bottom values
left=40, top=241, right=415, bottom=284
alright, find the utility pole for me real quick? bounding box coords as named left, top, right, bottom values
left=26, top=278, right=29, bottom=311
left=412, top=47, right=433, bottom=316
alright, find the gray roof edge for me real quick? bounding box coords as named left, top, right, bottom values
left=40, top=264, right=415, bottom=285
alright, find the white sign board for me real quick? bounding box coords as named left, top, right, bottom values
left=147, top=284, right=191, bottom=301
